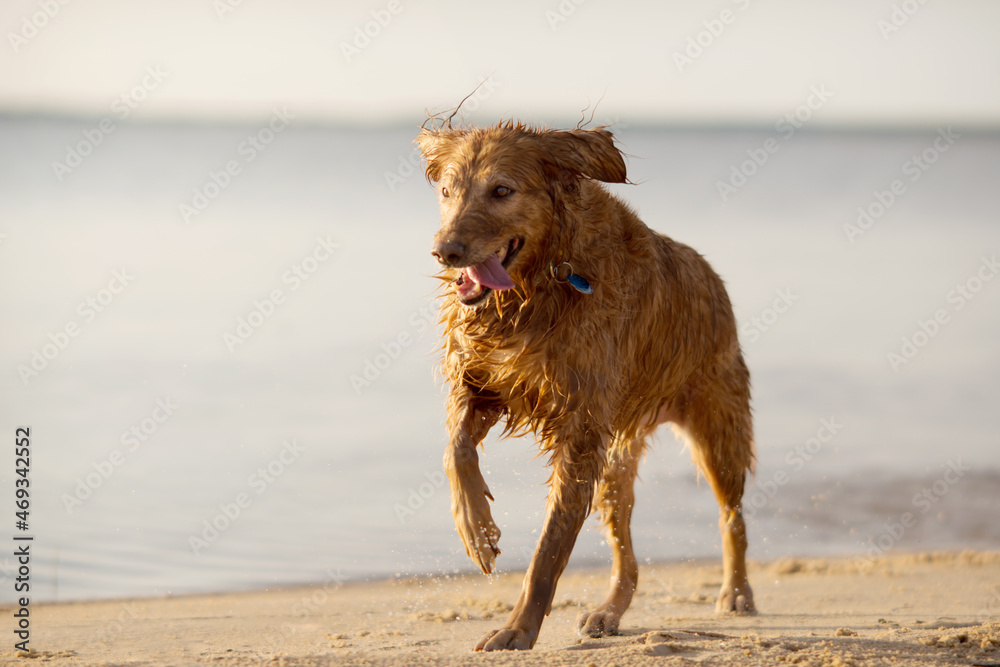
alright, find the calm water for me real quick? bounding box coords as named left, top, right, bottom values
left=1, top=116, right=998, bottom=602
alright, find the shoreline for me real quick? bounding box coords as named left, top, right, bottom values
left=5, top=550, right=1000, bottom=666
left=13, top=548, right=995, bottom=607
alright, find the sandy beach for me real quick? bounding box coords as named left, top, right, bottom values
left=3, top=1, right=999, bottom=665
left=5, top=551, right=999, bottom=666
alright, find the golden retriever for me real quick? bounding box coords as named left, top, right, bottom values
left=418, top=121, right=756, bottom=651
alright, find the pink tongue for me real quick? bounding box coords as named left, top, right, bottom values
left=466, top=254, right=515, bottom=290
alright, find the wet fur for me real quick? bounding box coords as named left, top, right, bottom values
left=419, top=122, right=756, bottom=651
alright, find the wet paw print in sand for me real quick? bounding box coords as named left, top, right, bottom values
left=635, top=630, right=732, bottom=658
left=412, top=598, right=513, bottom=623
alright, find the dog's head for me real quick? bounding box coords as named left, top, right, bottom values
left=417, top=123, right=627, bottom=307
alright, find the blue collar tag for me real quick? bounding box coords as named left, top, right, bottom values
left=550, top=260, right=593, bottom=295
left=567, top=273, right=593, bottom=294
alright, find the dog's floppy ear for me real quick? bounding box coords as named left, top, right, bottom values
left=416, top=129, right=463, bottom=183
left=540, top=127, right=627, bottom=184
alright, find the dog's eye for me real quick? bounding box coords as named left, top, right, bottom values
left=493, top=185, right=513, bottom=198
left=441, top=187, right=450, bottom=198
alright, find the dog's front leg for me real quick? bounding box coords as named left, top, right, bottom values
left=476, top=431, right=606, bottom=651
left=443, top=386, right=502, bottom=575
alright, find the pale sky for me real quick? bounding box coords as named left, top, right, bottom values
left=1, top=0, right=998, bottom=126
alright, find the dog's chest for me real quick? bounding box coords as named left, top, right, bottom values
left=446, top=303, right=590, bottom=401
left=459, top=342, right=529, bottom=380
left=457, top=336, right=578, bottom=400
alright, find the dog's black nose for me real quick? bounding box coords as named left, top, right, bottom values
left=432, top=240, right=466, bottom=267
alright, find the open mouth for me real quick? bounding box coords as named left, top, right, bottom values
left=454, top=237, right=523, bottom=306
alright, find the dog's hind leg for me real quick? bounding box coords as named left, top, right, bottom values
left=577, top=438, right=642, bottom=637
left=675, top=360, right=757, bottom=615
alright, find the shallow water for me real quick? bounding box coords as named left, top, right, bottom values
left=1, top=118, right=998, bottom=602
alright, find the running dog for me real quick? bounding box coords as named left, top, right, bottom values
left=418, top=121, right=756, bottom=651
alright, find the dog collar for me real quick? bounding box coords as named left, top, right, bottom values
left=549, top=261, right=593, bottom=294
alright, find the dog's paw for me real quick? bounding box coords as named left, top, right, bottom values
left=576, top=608, right=622, bottom=637
left=453, top=491, right=501, bottom=574
left=716, top=584, right=756, bottom=615
left=460, top=518, right=501, bottom=575
left=475, top=627, right=536, bottom=651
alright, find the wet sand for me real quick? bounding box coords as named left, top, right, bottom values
left=7, top=551, right=1000, bottom=666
